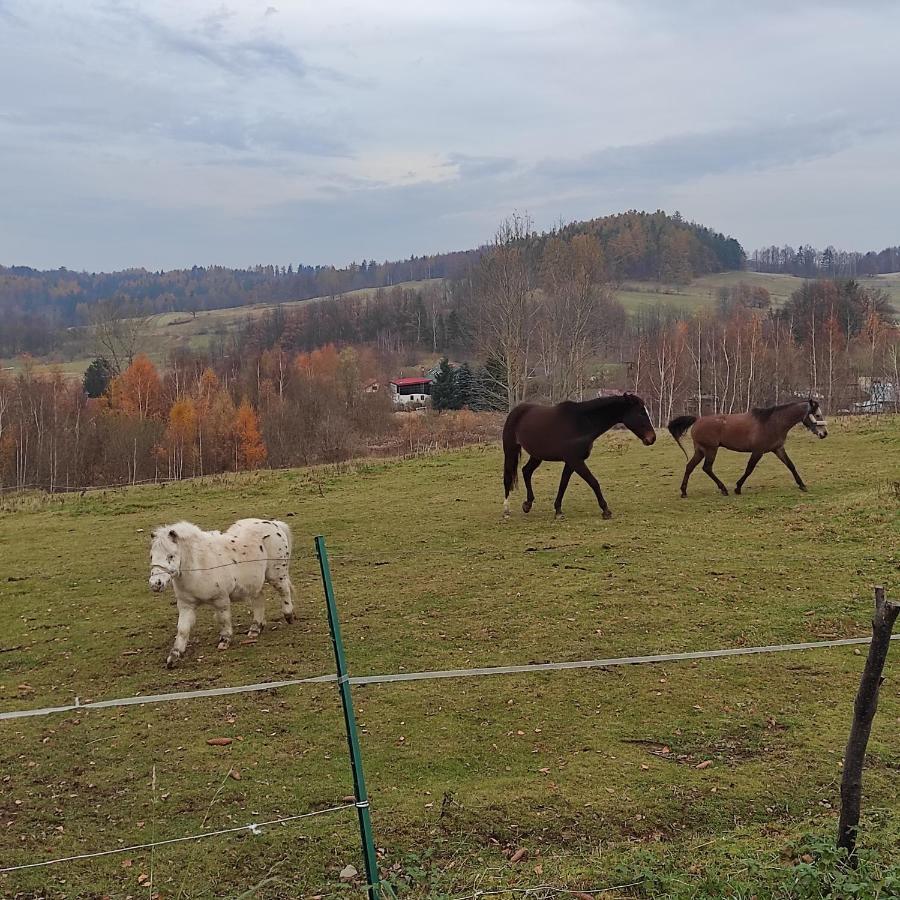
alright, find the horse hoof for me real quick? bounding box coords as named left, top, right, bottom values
left=734, top=487, right=742, bottom=495
left=217, top=639, right=231, bottom=651
left=799, top=485, right=808, bottom=492
left=680, top=493, right=687, bottom=499
left=522, top=501, right=532, bottom=513
left=720, top=490, right=729, bottom=496
left=284, top=612, right=294, bottom=624
left=602, top=509, right=613, bottom=520
left=165, top=653, right=179, bottom=669
left=554, top=511, right=564, bottom=519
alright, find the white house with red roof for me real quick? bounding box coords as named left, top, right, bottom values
left=390, top=376, right=432, bottom=406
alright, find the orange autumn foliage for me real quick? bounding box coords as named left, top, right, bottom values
left=110, top=354, right=162, bottom=419
left=232, top=401, right=267, bottom=470
left=296, top=344, right=341, bottom=380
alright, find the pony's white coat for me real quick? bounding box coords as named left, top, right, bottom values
left=149, top=518, right=295, bottom=668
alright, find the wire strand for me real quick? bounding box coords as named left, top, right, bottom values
left=0, top=804, right=355, bottom=874
left=2, top=634, right=895, bottom=722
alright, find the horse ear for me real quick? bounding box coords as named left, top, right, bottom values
left=168, top=529, right=178, bottom=541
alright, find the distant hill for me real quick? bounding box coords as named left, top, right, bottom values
left=0, top=210, right=744, bottom=355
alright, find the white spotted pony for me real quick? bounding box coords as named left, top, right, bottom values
left=149, top=518, right=295, bottom=668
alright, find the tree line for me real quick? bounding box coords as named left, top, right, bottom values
left=750, top=244, right=900, bottom=278
left=0, top=347, right=396, bottom=491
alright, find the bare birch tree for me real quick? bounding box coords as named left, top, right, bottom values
left=476, top=214, right=538, bottom=410
left=89, top=299, right=150, bottom=375
left=538, top=234, right=609, bottom=402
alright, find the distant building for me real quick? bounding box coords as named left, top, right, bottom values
left=362, top=379, right=380, bottom=394
left=853, top=378, right=895, bottom=413
left=390, top=377, right=432, bottom=406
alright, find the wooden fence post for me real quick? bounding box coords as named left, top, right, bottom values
left=837, top=586, right=899, bottom=862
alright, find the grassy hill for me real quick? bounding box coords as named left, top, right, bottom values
left=1, top=416, right=898, bottom=897
left=6, top=270, right=899, bottom=380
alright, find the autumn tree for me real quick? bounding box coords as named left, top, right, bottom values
left=163, top=398, right=197, bottom=479
left=232, top=401, right=267, bottom=470
left=110, top=355, right=162, bottom=419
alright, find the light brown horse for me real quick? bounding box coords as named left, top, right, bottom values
left=503, top=393, right=656, bottom=519
left=668, top=399, right=828, bottom=498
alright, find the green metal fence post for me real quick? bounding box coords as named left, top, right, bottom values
left=315, top=535, right=381, bottom=900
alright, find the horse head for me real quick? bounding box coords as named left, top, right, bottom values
left=149, top=526, right=182, bottom=592
left=621, top=393, right=657, bottom=446
left=801, top=399, right=828, bottom=439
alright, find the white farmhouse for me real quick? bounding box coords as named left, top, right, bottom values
left=390, top=376, right=432, bottom=406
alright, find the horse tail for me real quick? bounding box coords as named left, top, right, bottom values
left=667, top=415, right=697, bottom=458
left=502, top=405, right=528, bottom=496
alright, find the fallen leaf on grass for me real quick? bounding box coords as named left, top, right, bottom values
left=206, top=737, right=233, bottom=746
left=228, top=769, right=241, bottom=780
left=339, top=864, right=358, bottom=881
left=695, top=760, right=713, bottom=770
left=509, top=848, right=527, bottom=863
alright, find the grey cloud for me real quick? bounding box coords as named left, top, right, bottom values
left=112, top=7, right=311, bottom=80
left=447, top=153, right=520, bottom=180
left=535, top=118, right=879, bottom=187
left=161, top=112, right=350, bottom=158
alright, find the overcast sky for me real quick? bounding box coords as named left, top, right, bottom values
left=1, top=0, right=898, bottom=272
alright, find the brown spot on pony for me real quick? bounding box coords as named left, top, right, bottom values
left=667, top=399, right=828, bottom=498
left=502, top=393, right=656, bottom=519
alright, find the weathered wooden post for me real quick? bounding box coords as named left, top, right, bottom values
left=837, top=586, right=899, bottom=862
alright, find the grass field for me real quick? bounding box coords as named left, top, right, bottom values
left=618, top=270, right=900, bottom=315
left=1, top=417, right=899, bottom=898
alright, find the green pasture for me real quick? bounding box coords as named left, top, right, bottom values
left=0, top=416, right=898, bottom=898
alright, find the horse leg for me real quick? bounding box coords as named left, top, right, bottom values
left=701, top=448, right=729, bottom=496
left=735, top=452, right=763, bottom=495
left=248, top=593, right=266, bottom=638
left=214, top=598, right=233, bottom=650
left=166, top=600, right=196, bottom=669
left=774, top=446, right=807, bottom=491
left=680, top=449, right=703, bottom=498
left=521, top=456, right=542, bottom=513
left=553, top=464, right=573, bottom=518
left=275, top=573, right=295, bottom=623
left=572, top=460, right=612, bottom=519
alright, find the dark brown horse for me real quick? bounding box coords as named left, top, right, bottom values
left=668, top=399, right=828, bottom=498
left=502, top=393, right=656, bottom=519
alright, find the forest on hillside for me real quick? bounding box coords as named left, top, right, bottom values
left=1, top=210, right=742, bottom=356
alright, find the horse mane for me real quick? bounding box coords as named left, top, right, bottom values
left=152, top=520, right=208, bottom=548
left=751, top=400, right=807, bottom=421
left=571, top=394, right=635, bottom=414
